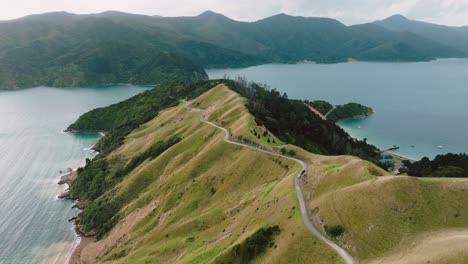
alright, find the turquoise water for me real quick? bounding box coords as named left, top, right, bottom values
left=0, top=86, right=149, bottom=264
left=207, top=59, right=468, bottom=159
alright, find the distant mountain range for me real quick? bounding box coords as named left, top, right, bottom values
left=374, top=14, right=468, bottom=53
left=0, top=11, right=467, bottom=89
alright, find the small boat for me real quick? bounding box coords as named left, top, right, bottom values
left=409, top=145, right=415, bottom=148
left=437, top=145, right=443, bottom=149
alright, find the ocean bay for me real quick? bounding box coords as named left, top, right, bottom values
left=207, top=59, right=468, bottom=159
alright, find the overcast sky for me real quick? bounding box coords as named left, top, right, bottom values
left=1, top=0, right=468, bottom=26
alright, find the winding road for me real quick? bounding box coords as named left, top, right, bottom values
left=183, top=100, right=355, bottom=264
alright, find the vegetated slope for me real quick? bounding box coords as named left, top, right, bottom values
left=404, top=153, right=468, bottom=178
left=306, top=100, right=334, bottom=116
left=67, top=80, right=220, bottom=154
left=70, top=84, right=344, bottom=264
left=68, top=81, right=468, bottom=263
left=224, top=78, right=384, bottom=167
left=326, top=103, right=373, bottom=123
left=154, top=11, right=464, bottom=64
left=0, top=13, right=207, bottom=89
left=349, top=23, right=465, bottom=61
left=0, top=11, right=465, bottom=89
left=298, top=152, right=468, bottom=263
left=374, top=14, right=468, bottom=53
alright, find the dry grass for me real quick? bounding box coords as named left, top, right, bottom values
left=368, top=229, right=468, bottom=264
left=299, top=149, right=468, bottom=263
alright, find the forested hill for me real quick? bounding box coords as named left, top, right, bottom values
left=0, top=13, right=208, bottom=89
left=0, top=11, right=466, bottom=89
left=374, top=14, right=468, bottom=53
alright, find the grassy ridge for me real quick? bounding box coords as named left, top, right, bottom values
left=68, top=80, right=222, bottom=154
left=71, top=83, right=343, bottom=263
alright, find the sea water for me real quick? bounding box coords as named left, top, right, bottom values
left=207, top=59, right=468, bottom=159
left=0, top=85, right=150, bottom=264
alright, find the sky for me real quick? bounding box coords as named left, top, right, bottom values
left=1, top=0, right=468, bottom=26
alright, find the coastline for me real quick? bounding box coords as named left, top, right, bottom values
left=337, top=117, right=420, bottom=163
left=63, top=129, right=107, bottom=137
left=58, top=169, right=95, bottom=264
left=384, top=151, right=417, bottom=162
left=57, top=133, right=101, bottom=264
left=332, top=111, right=374, bottom=123
left=68, top=236, right=94, bottom=264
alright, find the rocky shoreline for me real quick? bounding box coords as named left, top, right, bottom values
left=57, top=170, right=77, bottom=199
left=57, top=169, right=95, bottom=263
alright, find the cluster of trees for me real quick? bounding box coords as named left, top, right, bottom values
left=71, top=158, right=111, bottom=201
left=326, top=103, right=374, bottom=123
left=225, top=77, right=384, bottom=167
left=69, top=80, right=221, bottom=155
left=215, top=225, right=280, bottom=263
left=280, top=148, right=297, bottom=157
left=306, top=100, right=334, bottom=116
left=404, top=153, right=468, bottom=177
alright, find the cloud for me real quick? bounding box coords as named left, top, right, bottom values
left=1, top=0, right=468, bottom=26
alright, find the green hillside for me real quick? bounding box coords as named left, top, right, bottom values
left=69, top=83, right=345, bottom=263
left=67, top=81, right=468, bottom=263
left=67, top=80, right=220, bottom=154
left=299, top=153, right=468, bottom=263
left=0, top=13, right=207, bottom=89
left=70, top=79, right=383, bottom=165
left=374, top=14, right=468, bottom=53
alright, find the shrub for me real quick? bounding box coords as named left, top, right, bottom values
left=325, top=225, right=345, bottom=238
left=214, top=225, right=280, bottom=263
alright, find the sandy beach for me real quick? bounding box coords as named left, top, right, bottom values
left=68, top=237, right=94, bottom=264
